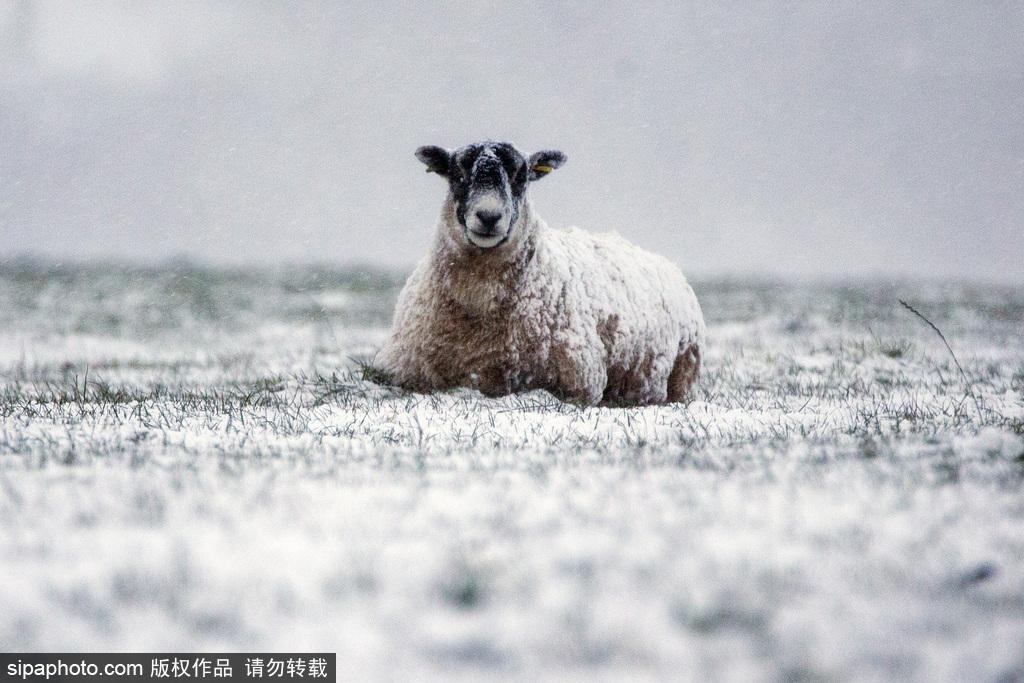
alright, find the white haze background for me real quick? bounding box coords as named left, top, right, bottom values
left=1, top=1, right=1022, bottom=281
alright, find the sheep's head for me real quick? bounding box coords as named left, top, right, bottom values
left=416, top=141, right=566, bottom=250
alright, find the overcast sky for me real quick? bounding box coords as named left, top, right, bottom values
left=1, top=1, right=1022, bottom=281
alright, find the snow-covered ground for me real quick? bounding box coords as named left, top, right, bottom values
left=1, top=261, right=1022, bottom=681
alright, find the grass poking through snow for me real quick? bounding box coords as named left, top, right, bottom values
left=0, top=261, right=1022, bottom=681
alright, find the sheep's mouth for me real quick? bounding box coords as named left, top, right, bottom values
left=466, top=228, right=509, bottom=249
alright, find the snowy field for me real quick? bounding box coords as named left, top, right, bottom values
left=0, top=260, right=1022, bottom=681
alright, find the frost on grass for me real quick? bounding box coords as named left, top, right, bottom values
left=0, top=260, right=1022, bottom=681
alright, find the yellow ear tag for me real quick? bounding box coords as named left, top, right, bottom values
left=533, top=164, right=553, bottom=174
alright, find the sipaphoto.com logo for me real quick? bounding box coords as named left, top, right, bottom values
left=6, top=657, right=142, bottom=680
left=0, top=653, right=335, bottom=682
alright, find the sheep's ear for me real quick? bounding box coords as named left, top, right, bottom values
left=528, top=150, right=567, bottom=181
left=415, top=146, right=451, bottom=176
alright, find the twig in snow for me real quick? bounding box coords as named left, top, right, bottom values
left=899, top=299, right=982, bottom=419
left=898, top=300, right=968, bottom=386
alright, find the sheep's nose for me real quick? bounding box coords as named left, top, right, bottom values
left=475, top=210, right=502, bottom=230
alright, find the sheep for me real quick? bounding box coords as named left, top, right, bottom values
left=376, top=140, right=705, bottom=406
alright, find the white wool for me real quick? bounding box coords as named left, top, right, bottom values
left=379, top=198, right=706, bottom=406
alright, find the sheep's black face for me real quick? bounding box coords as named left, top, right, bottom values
left=416, top=141, right=566, bottom=250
